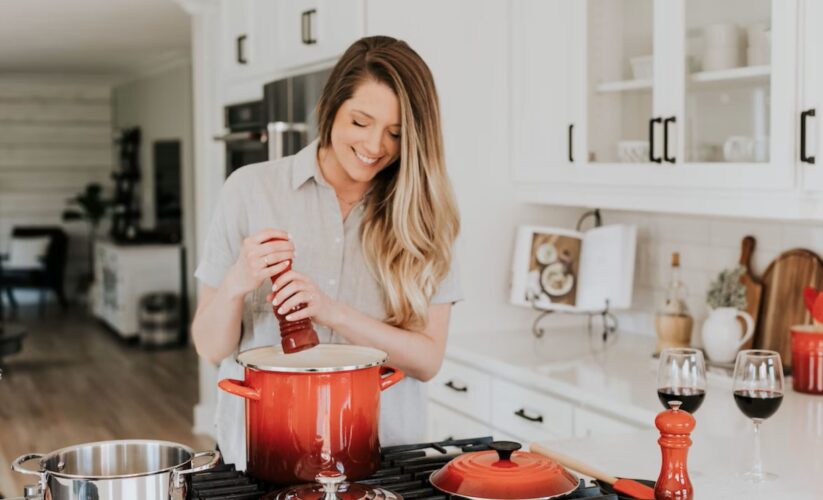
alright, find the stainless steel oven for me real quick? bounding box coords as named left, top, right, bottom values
left=215, top=100, right=267, bottom=178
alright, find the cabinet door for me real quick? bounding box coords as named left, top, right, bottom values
left=800, top=0, right=823, bottom=192
left=664, top=0, right=798, bottom=189
left=580, top=0, right=657, bottom=166
left=426, top=401, right=492, bottom=442
left=510, top=0, right=579, bottom=183
left=273, top=0, right=364, bottom=72
left=219, top=0, right=254, bottom=79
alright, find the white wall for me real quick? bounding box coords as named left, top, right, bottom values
left=0, top=76, right=114, bottom=300
left=112, top=63, right=197, bottom=311
left=605, top=209, right=823, bottom=341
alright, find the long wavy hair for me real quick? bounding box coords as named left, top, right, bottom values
left=316, top=36, right=460, bottom=331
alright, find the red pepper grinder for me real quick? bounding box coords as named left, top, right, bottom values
left=654, top=400, right=695, bottom=500
left=266, top=239, right=319, bottom=354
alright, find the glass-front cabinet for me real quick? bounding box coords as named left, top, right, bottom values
left=584, top=0, right=655, bottom=165
left=511, top=0, right=805, bottom=198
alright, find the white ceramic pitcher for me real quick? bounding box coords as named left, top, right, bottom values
left=701, top=307, right=754, bottom=363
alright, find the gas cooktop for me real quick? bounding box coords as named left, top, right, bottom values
left=186, top=436, right=647, bottom=500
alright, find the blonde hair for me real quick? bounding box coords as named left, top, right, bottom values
left=316, top=36, right=460, bottom=331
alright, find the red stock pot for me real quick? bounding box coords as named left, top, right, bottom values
left=218, top=344, right=405, bottom=484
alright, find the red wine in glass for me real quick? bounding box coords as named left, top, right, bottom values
left=657, top=387, right=706, bottom=413
left=733, top=389, right=783, bottom=420
left=732, top=349, right=784, bottom=482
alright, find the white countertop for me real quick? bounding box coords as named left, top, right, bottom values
left=445, top=328, right=823, bottom=499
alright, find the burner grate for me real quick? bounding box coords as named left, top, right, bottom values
left=187, top=437, right=621, bottom=500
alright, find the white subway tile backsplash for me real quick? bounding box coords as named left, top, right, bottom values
left=604, top=209, right=822, bottom=336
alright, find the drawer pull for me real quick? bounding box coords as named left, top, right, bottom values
left=445, top=380, right=468, bottom=392
left=514, top=408, right=544, bottom=423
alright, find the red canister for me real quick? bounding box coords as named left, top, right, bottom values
left=218, top=344, right=404, bottom=484
left=791, top=325, right=823, bottom=394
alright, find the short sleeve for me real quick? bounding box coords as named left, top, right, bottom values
left=430, top=254, right=463, bottom=305
left=194, top=173, right=248, bottom=288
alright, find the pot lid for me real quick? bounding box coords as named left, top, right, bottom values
left=267, top=471, right=402, bottom=500
left=430, top=442, right=579, bottom=500
left=237, top=344, right=388, bottom=373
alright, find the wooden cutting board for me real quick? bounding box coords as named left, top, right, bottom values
left=754, top=248, right=823, bottom=370
left=738, top=236, right=763, bottom=350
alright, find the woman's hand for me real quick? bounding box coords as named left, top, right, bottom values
left=225, top=228, right=295, bottom=299
left=268, top=270, right=339, bottom=326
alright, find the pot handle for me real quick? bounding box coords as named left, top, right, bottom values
left=379, top=365, right=405, bottom=391
left=11, top=453, right=45, bottom=477
left=218, top=378, right=260, bottom=400
left=172, top=450, right=221, bottom=488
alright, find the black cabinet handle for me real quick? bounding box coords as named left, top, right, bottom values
left=514, top=408, right=543, bottom=423
left=801, top=108, right=816, bottom=164
left=301, top=9, right=317, bottom=45
left=236, top=35, right=247, bottom=65
left=649, top=117, right=662, bottom=163
left=663, top=116, right=676, bottom=163
left=444, top=380, right=468, bottom=393
left=568, top=124, right=574, bottom=162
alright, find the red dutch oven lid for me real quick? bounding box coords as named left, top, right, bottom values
left=430, top=442, right=578, bottom=500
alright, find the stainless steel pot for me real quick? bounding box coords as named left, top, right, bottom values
left=11, top=439, right=220, bottom=500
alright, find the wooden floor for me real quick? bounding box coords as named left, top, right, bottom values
left=0, top=306, right=212, bottom=497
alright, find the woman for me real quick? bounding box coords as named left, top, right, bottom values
left=192, top=35, right=461, bottom=467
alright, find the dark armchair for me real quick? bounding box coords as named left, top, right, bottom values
left=1, top=226, right=69, bottom=316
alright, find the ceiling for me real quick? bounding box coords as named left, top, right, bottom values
left=0, top=0, right=191, bottom=78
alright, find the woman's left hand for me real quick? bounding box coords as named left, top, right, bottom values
left=267, top=270, right=339, bottom=326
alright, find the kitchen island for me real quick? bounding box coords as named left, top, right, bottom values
left=442, top=327, right=823, bottom=499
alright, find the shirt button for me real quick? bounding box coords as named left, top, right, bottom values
left=329, top=278, right=337, bottom=286
left=335, top=237, right=342, bottom=244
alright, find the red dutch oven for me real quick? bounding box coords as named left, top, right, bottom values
left=430, top=441, right=580, bottom=499
left=218, top=344, right=405, bottom=484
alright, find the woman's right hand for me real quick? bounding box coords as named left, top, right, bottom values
left=225, top=228, right=295, bottom=299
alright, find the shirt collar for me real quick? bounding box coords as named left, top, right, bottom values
left=290, top=139, right=327, bottom=190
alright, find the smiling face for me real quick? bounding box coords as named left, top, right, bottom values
left=322, top=79, right=402, bottom=188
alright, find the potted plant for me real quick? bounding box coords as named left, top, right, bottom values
left=62, top=183, right=112, bottom=291
left=701, top=266, right=754, bottom=363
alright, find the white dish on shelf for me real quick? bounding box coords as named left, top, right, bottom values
left=629, top=55, right=653, bottom=80
left=617, top=140, right=650, bottom=163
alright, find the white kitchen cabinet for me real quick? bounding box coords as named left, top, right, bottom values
left=491, top=378, right=575, bottom=442
left=426, top=401, right=493, bottom=442
left=511, top=0, right=823, bottom=220
left=510, top=0, right=579, bottom=183
left=93, top=241, right=182, bottom=339
left=271, top=0, right=364, bottom=72
left=429, top=359, right=492, bottom=422
left=219, top=0, right=255, bottom=81
left=573, top=407, right=645, bottom=438
left=799, top=0, right=823, bottom=192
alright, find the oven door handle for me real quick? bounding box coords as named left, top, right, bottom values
left=213, top=131, right=265, bottom=143
left=268, top=122, right=309, bottom=160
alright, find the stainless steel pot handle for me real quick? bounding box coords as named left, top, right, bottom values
left=172, top=450, right=221, bottom=488
left=11, top=453, right=45, bottom=477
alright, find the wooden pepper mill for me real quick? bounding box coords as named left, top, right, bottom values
left=266, top=238, right=319, bottom=354
left=654, top=400, right=695, bottom=500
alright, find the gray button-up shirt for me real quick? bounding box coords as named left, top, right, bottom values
left=195, top=140, right=462, bottom=468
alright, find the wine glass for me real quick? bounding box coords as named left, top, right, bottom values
left=732, top=349, right=784, bottom=482
left=656, top=348, right=707, bottom=413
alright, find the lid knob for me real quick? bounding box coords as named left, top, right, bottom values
left=315, top=470, right=346, bottom=500
left=489, top=441, right=521, bottom=461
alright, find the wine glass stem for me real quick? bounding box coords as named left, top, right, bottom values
left=752, top=419, right=763, bottom=476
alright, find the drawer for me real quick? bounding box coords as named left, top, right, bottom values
left=429, top=359, right=492, bottom=422
left=573, top=407, right=646, bottom=438
left=491, top=378, right=574, bottom=442
left=426, top=401, right=493, bottom=442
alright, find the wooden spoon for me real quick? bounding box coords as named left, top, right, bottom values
left=530, top=442, right=655, bottom=499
